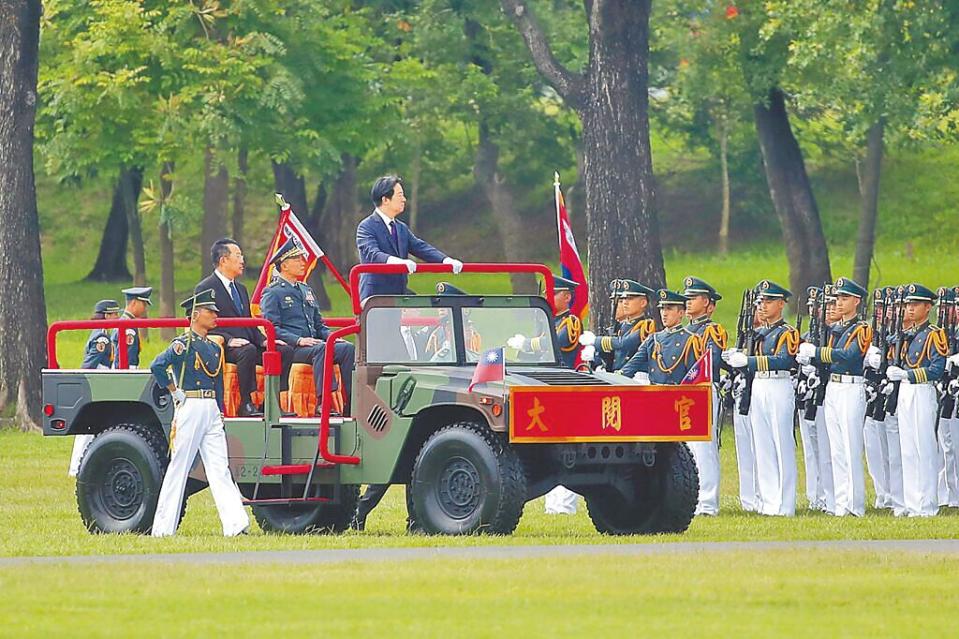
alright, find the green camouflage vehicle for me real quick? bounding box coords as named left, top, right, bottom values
left=43, top=263, right=708, bottom=536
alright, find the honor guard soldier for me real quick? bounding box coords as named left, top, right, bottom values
left=683, top=276, right=726, bottom=516
left=620, top=289, right=702, bottom=384
left=799, top=277, right=871, bottom=516
left=150, top=289, right=250, bottom=537
left=940, top=286, right=959, bottom=507
left=69, top=299, right=121, bottom=477
left=723, top=280, right=799, bottom=516
left=579, top=279, right=656, bottom=371
left=509, top=275, right=582, bottom=369
left=879, top=283, right=948, bottom=516
left=114, top=286, right=152, bottom=368
left=261, top=237, right=355, bottom=416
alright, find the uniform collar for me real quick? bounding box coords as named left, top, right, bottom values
left=121, top=309, right=135, bottom=319
left=763, top=318, right=785, bottom=329
left=555, top=308, right=570, bottom=318
left=690, top=315, right=711, bottom=325
left=663, top=324, right=685, bottom=334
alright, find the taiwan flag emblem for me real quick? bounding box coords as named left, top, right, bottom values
left=468, top=347, right=506, bottom=392
left=681, top=349, right=713, bottom=385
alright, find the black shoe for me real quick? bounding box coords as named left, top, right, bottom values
left=238, top=402, right=264, bottom=417
left=350, top=515, right=365, bottom=531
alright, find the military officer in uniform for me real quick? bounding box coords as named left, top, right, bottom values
left=69, top=299, right=121, bottom=477
left=150, top=289, right=249, bottom=537
left=509, top=275, right=582, bottom=368
left=683, top=276, right=727, bottom=516
left=580, top=279, right=656, bottom=371
left=260, top=237, right=355, bottom=416
left=620, top=289, right=702, bottom=384
left=878, top=284, right=948, bottom=516
left=114, top=286, right=152, bottom=368
left=799, top=277, right=871, bottom=516
left=940, top=287, right=959, bottom=507
left=723, top=280, right=799, bottom=516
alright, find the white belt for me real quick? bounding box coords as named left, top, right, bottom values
left=754, top=371, right=790, bottom=379
left=829, top=374, right=864, bottom=384
left=900, top=379, right=934, bottom=386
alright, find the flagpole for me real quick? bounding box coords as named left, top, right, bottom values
left=554, top=171, right=562, bottom=252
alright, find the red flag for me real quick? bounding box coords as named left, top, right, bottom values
left=250, top=202, right=327, bottom=316
left=555, top=173, right=589, bottom=367
left=681, top=349, right=713, bottom=385
left=468, top=347, right=505, bottom=392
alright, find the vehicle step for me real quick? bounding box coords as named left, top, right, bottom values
left=242, top=497, right=333, bottom=506
left=261, top=463, right=336, bottom=476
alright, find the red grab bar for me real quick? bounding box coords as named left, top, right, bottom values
left=316, top=324, right=361, bottom=465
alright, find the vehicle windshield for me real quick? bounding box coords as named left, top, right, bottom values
left=365, top=304, right=557, bottom=365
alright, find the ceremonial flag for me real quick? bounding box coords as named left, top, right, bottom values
left=250, top=195, right=337, bottom=315
left=468, top=347, right=505, bottom=392
left=555, top=173, right=589, bottom=324
left=681, top=349, right=713, bottom=385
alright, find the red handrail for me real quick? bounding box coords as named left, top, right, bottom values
left=348, top=262, right=556, bottom=315
left=47, top=317, right=281, bottom=374
left=316, top=324, right=361, bottom=465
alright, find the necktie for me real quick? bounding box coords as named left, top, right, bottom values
left=390, top=221, right=398, bottom=247
left=229, top=280, right=243, bottom=312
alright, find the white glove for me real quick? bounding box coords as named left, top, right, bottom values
left=886, top=366, right=908, bottom=382
left=633, top=372, right=650, bottom=385
left=948, top=353, right=959, bottom=371
left=798, top=342, right=817, bottom=359
left=387, top=256, right=417, bottom=273
left=732, top=374, right=746, bottom=397
left=443, top=257, right=464, bottom=274
left=580, top=344, right=596, bottom=362
left=172, top=388, right=186, bottom=408
left=506, top=334, right=527, bottom=351
left=864, top=350, right=882, bottom=370
left=801, top=364, right=817, bottom=377
left=949, top=378, right=959, bottom=396
left=721, top=348, right=740, bottom=363
left=727, top=351, right=748, bottom=369
left=719, top=376, right=733, bottom=393
left=579, top=331, right=597, bottom=347
left=806, top=374, right=820, bottom=390
left=796, top=354, right=811, bottom=366
left=865, top=384, right=877, bottom=403
left=880, top=381, right=895, bottom=396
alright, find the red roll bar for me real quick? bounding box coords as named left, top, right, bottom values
left=46, top=317, right=282, bottom=374
left=347, top=262, right=556, bottom=315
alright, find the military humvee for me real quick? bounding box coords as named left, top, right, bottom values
left=43, top=263, right=708, bottom=536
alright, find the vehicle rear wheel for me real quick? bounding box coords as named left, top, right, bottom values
left=76, top=423, right=171, bottom=534
left=585, top=443, right=698, bottom=535
left=410, top=422, right=526, bottom=535
left=252, top=484, right=360, bottom=534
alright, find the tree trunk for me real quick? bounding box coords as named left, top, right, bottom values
left=718, top=118, right=731, bottom=255
left=475, top=122, right=538, bottom=293
left=0, top=0, right=45, bottom=430
left=753, top=88, right=832, bottom=303
left=159, top=162, right=177, bottom=340
left=202, top=145, right=229, bottom=266
left=272, top=161, right=331, bottom=309
left=126, top=170, right=147, bottom=286
left=501, top=0, right=666, bottom=331
left=86, top=166, right=141, bottom=281
left=232, top=146, right=247, bottom=248
left=853, top=119, right=884, bottom=290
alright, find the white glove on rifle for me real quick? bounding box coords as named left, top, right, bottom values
left=719, top=375, right=733, bottom=393
left=579, top=331, right=597, bottom=347
left=801, top=364, right=817, bottom=378
left=727, top=351, right=748, bottom=369
left=949, top=378, right=959, bottom=396
left=580, top=344, right=596, bottom=363
left=880, top=381, right=895, bottom=396
left=633, top=372, right=650, bottom=385
left=798, top=342, right=817, bottom=360
left=796, top=354, right=811, bottom=366
left=947, top=353, right=959, bottom=371
left=443, top=257, right=464, bottom=274
left=172, top=388, right=186, bottom=408
left=806, top=373, right=820, bottom=390
left=506, top=334, right=527, bottom=351
left=864, top=348, right=882, bottom=370
left=721, top=348, right=739, bottom=363
left=886, top=365, right=908, bottom=382
left=387, top=256, right=417, bottom=274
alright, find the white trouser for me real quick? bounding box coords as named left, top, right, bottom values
left=544, top=486, right=579, bottom=514
left=152, top=398, right=249, bottom=537
left=897, top=384, right=939, bottom=517
left=750, top=377, right=796, bottom=516
left=733, top=397, right=759, bottom=512
left=689, top=386, right=721, bottom=515
left=941, top=417, right=959, bottom=507
left=800, top=408, right=834, bottom=512
left=864, top=416, right=890, bottom=508
left=883, top=414, right=905, bottom=515
left=824, top=382, right=866, bottom=516
left=68, top=434, right=94, bottom=477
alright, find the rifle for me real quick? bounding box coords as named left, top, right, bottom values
left=802, top=284, right=830, bottom=421
left=884, top=286, right=908, bottom=417
left=598, top=279, right=619, bottom=371
left=870, top=287, right=896, bottom=420
left=736, top=288, right=758, bottom=416
left=938, top=286, right=959, bottom=419
left=864, top=288, right=885, bottom=419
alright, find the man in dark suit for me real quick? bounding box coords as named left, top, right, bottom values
left=355, top=175, right=463, bottom=303
left=195, top=238, right=292, bottom=416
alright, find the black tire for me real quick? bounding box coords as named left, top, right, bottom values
left=252, top=484, right=360, bottom=534
left=76, top=423, right=171, bottom=534
left=585, top=443, right=698, bottom=536
left=410, top=422, right=526, bottom=535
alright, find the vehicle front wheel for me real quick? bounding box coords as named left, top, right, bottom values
left=410, top=422, right=526, bottom=535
